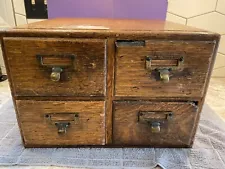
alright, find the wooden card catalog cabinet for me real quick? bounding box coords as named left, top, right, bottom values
left=0, top=18, right=220, bottom=147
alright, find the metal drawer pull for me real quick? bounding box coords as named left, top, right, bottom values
left=138, top=111, right=173, bottom=133
left=158, top=68, right=170, bottom=83
left=50, top=67, right=63, bottom=82
left=151, top=122, right=161, bottom=133
left=37, top=54, right=75, bottom=82
left=55, top=122, right=70, bottom=133
left=45, top=112, right=79, bottom=134
left=146, top=56, right=184, bottom=83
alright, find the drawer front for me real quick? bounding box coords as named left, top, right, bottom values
left=115, top=40, right=215, bottom=98
left=113, top=101, right=198, bottom=147
left=16, top=100, right=105, bottom=146
left=4, top=38, right=106, bottom=96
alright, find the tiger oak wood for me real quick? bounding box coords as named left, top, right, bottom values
left=0, top=18, right=219, bottom=41
left=105, top=38, right=116, bottom=144
left=3, top=38, right=106, bottom=97
left=16, top=100, right=105, bottom=146
left=115, top=40, right=216, bottom=97
left=113, top=101, right=198, bottom=147
left=0, top=18, right=220, bottom=147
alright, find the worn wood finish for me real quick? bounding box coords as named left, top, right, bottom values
left=0, top=18, right=219, bottom=41
left=115, top=40, right=215, bottom=98
left=16, top=18, right=206, bottom=31
left=113, top=101, right=198, bottom=147
left=189, top=38, right=220, bottom=145
left=113, top=96, right=201, bottom=102
left=2, top=30, right=220, bottom=42
left=0, top=18, right=220, bottom=148
left=105, top=39, right=115, bottom=144
left=16, top=100, right=105, bottom=146
left=3, top=37, right=106, bottom=97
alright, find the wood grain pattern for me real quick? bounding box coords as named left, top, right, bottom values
left=189, top=37, right=221, bottom=146
left=0, top=18, right=220, bottom=148
left=0, top=19, right=220, bottom=41
left=1, top=30, right=219, bottom=42
left=16, top=18, right=206, bottom=32
left=115, top=40, right=216, bottom=98
left=113, top=101, right=198, bottom=147
left=4, top=37, right=106, bottom=97
left=16, top=100, right=105, bottom=146
left=105, top=39, right=115, bottom=144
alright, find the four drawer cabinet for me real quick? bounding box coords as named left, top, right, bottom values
left=0, top=18, right=220, bottom=147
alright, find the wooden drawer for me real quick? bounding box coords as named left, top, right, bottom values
left=16, top=100, right=105, bottom=147
left=113, top=101, right=198, bottom=147
left=115, top=40, right=215, bottom=98
left=4, top=38, right=106, bottom=97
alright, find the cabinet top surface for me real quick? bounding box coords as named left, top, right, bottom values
left=16, top=18, right=205, bottom=32
left=0, top=18, right=220, bottom=39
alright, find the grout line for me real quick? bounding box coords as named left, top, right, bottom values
left=218, top=52, right=225, bottom=55
left=211, top=77, right=225, bottom=79
left=215, top=11, right=225, bottom=16
left=215, top=149, right=225, bottom=168
left=211, top=76, right=225, bottom=78
left=185, top=18, right=188, bottom=25
left=10, top=0, right=17, bottom=26
left=0, top=123, right=17, bottom=141
left=213, top=66, right=225, bottom=70
left=188, top=11, right=215, bottom=19
left=15, top=13, right=26, bottom=17
left=167, top=11, right=187, bottom=20
left=215, top=0, right=219, bottom=10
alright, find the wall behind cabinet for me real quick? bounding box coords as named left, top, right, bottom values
left=166, top=0, right=225, bottom=77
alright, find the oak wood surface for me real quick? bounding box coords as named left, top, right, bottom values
left=188, top=36, right=221, bottom=145
left=4, top=37, right=106, bottom=97
left=15, top=18, right=205, bottom=32
left=113, top=101, right=198, bottom=147
left=105, top=39, right=115, bottom=144
left=16, top=100, right=105, bottom=146
left=0, top=18, right=220, bottom=148
left=0, top=19, right=220, bottom=41
left=115, top=40, right=215, bottom=98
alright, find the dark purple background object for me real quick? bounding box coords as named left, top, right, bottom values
left=48, top=0, right=167, bottom=20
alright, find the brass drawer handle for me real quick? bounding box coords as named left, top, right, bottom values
left=151, top=122, right=161, bottom=133
left=55, top=122, right=70, bottom=133
left=50, top=67, right=63, bottom=82
left=158, top=68, right=170, bottom=83
left=146, top=56, right=184, bottom=83
left=138, top=111, right=173, bottom=133
left=45, top=112, right=79, bottom=134
left=37, top=54, right=75, bottom=82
